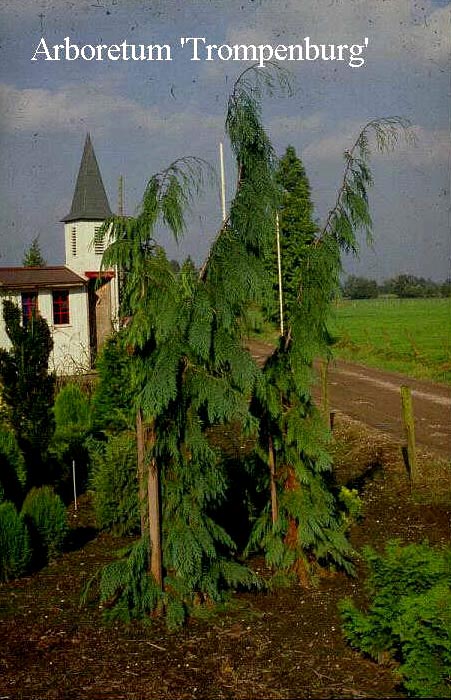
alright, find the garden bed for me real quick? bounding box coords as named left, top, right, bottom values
left=1, top=415, right=450, bottom=699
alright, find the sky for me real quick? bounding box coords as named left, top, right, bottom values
left=0, top=0, right=450, bottom=281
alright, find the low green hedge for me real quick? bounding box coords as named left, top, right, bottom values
left=21, top=486, right=68, bottom=563
left=0, top=501, right=31, bottom=582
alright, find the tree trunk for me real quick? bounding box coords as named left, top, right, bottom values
left=268, top=436, right=278, bottom=526
left=136, top=411, right=163, bottom=588
left=284, top=466, right=310, bottom=587
left=147, top=421, right=163, bottom=588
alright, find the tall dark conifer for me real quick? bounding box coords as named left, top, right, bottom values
left=0, top=300, right=55, bottom=488
left=275, top=145, right=318, bottom=322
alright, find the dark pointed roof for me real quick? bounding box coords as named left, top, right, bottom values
left=62, top=133, right=112, bottom=223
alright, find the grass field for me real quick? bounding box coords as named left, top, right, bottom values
left=332, top=297, right=451, bottom=384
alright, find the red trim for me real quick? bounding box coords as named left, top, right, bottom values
left=85, top=271, right=115, bottom=279
left=52, top=290, right=70, bottom=325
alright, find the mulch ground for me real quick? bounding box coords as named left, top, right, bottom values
left=1, top=414, right=450, bottom=700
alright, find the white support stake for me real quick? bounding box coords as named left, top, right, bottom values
left=72, top=459, right=78, bottom=512
left=276, top=211, right=284, bottom=336
left=219, top=142, right=227, bottom=223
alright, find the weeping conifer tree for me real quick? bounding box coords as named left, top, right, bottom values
left=248, top=117, right=411, bottom=581
left=90, top=66, right=293, bottom=625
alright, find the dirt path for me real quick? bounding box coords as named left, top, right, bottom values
left=248, top=339, right=451, bottom=459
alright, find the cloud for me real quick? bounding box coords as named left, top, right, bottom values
left=268, top=112, right=326, bottom=136
left=0, top=82, right=156, bottom=133
left=300, top=119, right=449, bottom=169
left=0, top=81, right=222, bottom=138
left=225, top=0, right=450, bottom=66
left=395, top=125, right=451, bottom=167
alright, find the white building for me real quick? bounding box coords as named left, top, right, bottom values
left=0, top=134, right=119, bottom=374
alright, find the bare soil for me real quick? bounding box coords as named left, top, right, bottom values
left=1, top=412, right=450, bottom=700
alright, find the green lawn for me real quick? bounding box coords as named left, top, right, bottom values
left=332, top=297, right=451, bottom=384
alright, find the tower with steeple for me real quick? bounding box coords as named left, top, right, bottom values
left=62, top=133, right=119, bottom=358
left=62, top=133, right=113, bottom=276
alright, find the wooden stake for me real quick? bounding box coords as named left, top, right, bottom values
left=136, top=410, right=147, bottom=537
left=219, top=142, right=226, bottom=222
left=268, top=436, right=278, bottom=526
left=321, top=359, right=329, bottom=420
left=72, top=460, right=77, bottom=512
left=400, top=385, right=418, bottom=485
left=276, top=211, right=284, bottom=337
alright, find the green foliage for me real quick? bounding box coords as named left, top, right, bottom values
left=21, top=486, right=68, bottom=562
left=22, top=236, right=46, bottom=267
left=343, top=275, right=379, bottom=299
left=0, top=501, right=31, bottom=581
left=51, top=383, right=92, bottom=497
left=0, top=300, right=55, bottom=487
left=84, top=532, right=261, bottom=630
left=97, top=537, right=163, bottom=623
left=89, top=432, right=140, bottom=535
left=385, top=273, right=442, bottom=299
left=338, top=486, right=363, bottom=524
left=53, top=383, right=91, bottom=437
left=0, top=425, right=26, bottom=506
left=91, top=334, right=135, bottom=434
left=440, top=279, right=451, bottom=298
left=340, top=541, right=451, bottom=697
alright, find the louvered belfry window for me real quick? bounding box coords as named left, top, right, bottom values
left=94, top=226, right=104, bottom=255
left=71, top=226, right=77, bottom=256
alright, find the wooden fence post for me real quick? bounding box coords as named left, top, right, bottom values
left=321, top=359, right=334, bottom=429
left=400, top=385, right=419, bottom=486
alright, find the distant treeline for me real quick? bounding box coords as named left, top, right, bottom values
left=342, top=274, right=451, bottom=299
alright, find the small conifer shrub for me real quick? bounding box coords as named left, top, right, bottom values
left=89, top=432, right=140, bottom=535
left=0, top=501, right=31, bottom=581
left=0, top=426, right=26, bottom=506
left=21, top=486, right=68, bottom=563
left=340, top=541, right=451, bottom=698
left=51, top=383, right=92, bottom=498
left=53, top=383, right=91, bottom=438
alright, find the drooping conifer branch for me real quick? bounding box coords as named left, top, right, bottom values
left=315, top=117, right=412, bottom=253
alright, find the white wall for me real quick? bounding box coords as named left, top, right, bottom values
left=0, top=287, right=90, bottom=375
